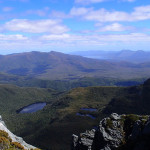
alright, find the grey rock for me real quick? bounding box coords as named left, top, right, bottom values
left=72, top=134, right=79, bottom=149
left=72, top=113, right=150, bottom=150
left=97, top=117, right=124, bottom=148
left=0, top=115, right=6, bottom=127
left=110, top=113, right=121, bottom=120
left=0, top=115, right=36, bottom=150
left=100, top=145, right=111, bottom=150
left=72, top=113, right=124, bottom=150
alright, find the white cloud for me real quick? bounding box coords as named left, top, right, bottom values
left=70, top=5, right=150, bottom=22
left=98, top=33, right=150, bottom=42
left=0, top=32, right=150, bottom=52
left=85, top=9, right=129, bottom=22
left=40, top=32, right=150, bottom=43
left=75, top=0, right=107, bottom=4
left=70, top=7, right=93, bottom=16
left=2, top=7, right=13, bottom=12
left=41, top=34, right=71, bottom=40
left=1, top=19, right=69, bottom=34
left=120, top=0, right=135, bottom=2
left=25, top=7, right=50, bottom=17
left=50, top=10, right=70, bottom=19
left=97, top=23, right=133, bottom=32
left=0, top=34, right=28, bottom=41
left=75, top=0, right=136, bottom=4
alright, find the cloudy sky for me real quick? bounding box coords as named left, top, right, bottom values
left=0, top=0, right=150, bottom=54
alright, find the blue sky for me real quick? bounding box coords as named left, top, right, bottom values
left=0, top=0, right=150, bottom=54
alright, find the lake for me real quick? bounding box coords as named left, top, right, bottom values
left=76, top=113, right=96, bottom=119
left=80, top=108, right=97, bottom=111
left=76, top=108, right=98, bottom=119
left=18, top=102, right=46, bottom=113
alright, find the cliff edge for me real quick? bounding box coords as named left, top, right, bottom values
left=0, top=115, right=38, bottom=150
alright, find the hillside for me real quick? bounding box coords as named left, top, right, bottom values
left=0, top=78, right=150, bottom=149
left=0, top=84, right=62, bottom=149
left=0, top=84, right=124, bottom=149
left=0, top=72, right=145, bottom=91
left=28, top=78, right=150, bottom=150
left=0, top=51, right=150, bottom=80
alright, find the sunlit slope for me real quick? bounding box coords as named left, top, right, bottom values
left=0, top=51, right=150, bottom=80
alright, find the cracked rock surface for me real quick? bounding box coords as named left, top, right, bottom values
left=0, top=115, right=37, bottom=150
left=72, top=113, right=150, bottom=150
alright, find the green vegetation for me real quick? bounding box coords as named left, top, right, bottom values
left=0, top=51, right=149, bottom=81
left=0, top=130, right=41, bottom=150
left=0, top=84, right=62, bottom=148
left=0, top=72, right=146, bottom=91
left=122, top=114, right=149, bottom=130
left=125, top=114, right=140, bottom=122
left=0, top=78, right=150, bottom=150
left=117, top=114, right=150, bottom=150
left=0, top=51, right=150, bottom=150
left=0, top=130, right=23, bottom=149
left=106, top=118, right=113, bottom=129
left=0, top=83, right=123, bottom=150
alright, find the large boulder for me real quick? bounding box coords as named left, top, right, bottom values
left=72, top=113, right=150, bottom=150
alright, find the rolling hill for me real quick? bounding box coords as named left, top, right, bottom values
left=0, top=51, right=150, bottom=149
left=0, top=78, right=150, bottom=149
left=0, top=51, right=150, bottom=80
left=0, top=72, right=146, bottom=91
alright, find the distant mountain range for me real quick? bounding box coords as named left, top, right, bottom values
left=0, top=51, right=150, bottom=80
left=71, top=50, right=150, bottom=63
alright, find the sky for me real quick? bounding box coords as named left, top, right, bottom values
left=0, top=0, right=150, bottom=54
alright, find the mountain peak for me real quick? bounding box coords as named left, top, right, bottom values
left=50, top=50, right=66, bottom=55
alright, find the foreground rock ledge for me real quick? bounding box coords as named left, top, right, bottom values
left=72, top=113, right=150, bottom=150
left=0, top=115, right=39, bottom=150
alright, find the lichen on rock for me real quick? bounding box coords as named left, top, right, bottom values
left=72, top=113, right=150, bottom=150
left=0, top=115, right=39, bottom=150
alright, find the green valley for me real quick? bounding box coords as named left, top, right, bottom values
left=0, top=78, right=150, bottom=149
left=0, top=51, right=150, bottom=150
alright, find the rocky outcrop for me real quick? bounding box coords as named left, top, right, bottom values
left=0, top=115, right=38, bottom=150
left=72, top=113, right=150, bottom=150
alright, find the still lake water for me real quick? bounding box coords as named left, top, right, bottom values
left=80, top=108, right=97, bottom=111
left=76, top=108, right=98, bottom=119
left=19, top=102, right=46, bottom=113
left=76, top=113, right=96, bottom=119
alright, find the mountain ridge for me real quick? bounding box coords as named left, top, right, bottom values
left=71, top=50, right=150, bottom=63
left=0, top=51, right=150, bottom=80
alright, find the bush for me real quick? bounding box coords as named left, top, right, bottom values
left=11, top=142, right=24, bottom=150
left=106, top=118, right=113, bottom=129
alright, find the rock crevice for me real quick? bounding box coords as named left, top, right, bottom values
left=72, top=113, right=150, bottom=150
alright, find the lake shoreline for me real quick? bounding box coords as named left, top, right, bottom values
left=16, top=102, right=47, bottom=114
